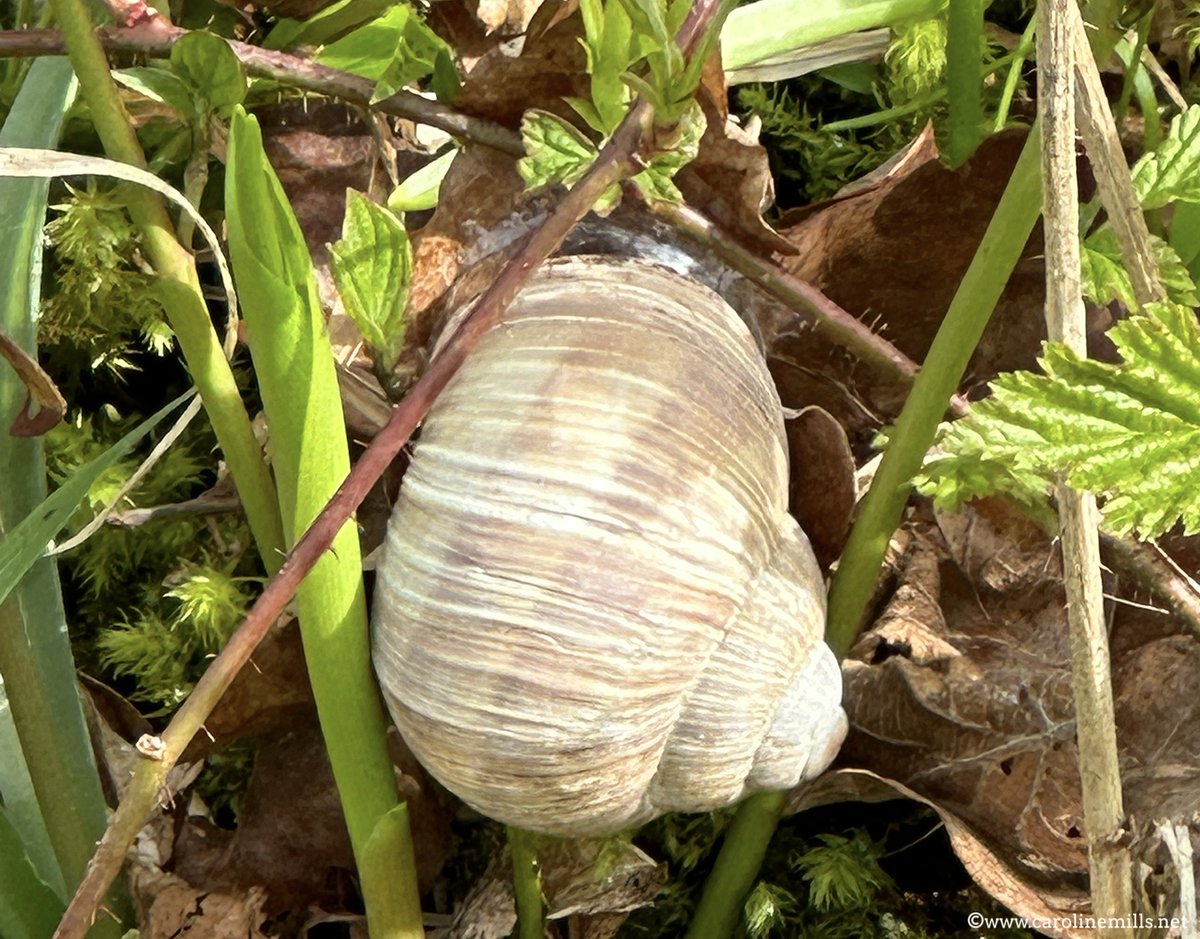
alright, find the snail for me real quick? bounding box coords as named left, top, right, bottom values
left=371, top=257, right=847, bottom=837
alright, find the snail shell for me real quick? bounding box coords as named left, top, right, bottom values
left=372, top=258, right=847, bottom=836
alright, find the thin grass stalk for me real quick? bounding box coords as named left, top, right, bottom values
left=45, top=0, right=286, bottom=573
left=823, top=125, right=1043, bottom=658
left=683, top=791, right=786, bottom=939
left=993, top=18, right=1036, bottom=131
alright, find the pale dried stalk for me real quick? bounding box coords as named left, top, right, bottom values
left=1037, top=2, right=1132, bottom=936
left=1067, top=1, right=1164, bottom=306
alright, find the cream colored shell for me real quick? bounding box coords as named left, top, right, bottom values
left=372, top=258, right=847, bottom=836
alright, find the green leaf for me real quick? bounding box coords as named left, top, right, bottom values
left=516, top=109, right=599, bottom=191
left=629, top=98, right=705, bottom=206
left=113, top=66, right=198, bottom=118
left=264, top=0, right=392, bottom=50
left=0, top=393, right=192, bottom=608
left=169, top=31, right=246, bottom=109
left=387, top=147, right=455, bottom=212
left=330, top=189, right=411, bottom=374
left=0, top=805, right=63, bottom=939
left=921, top=303, right=1200, bottom=538
left=1081, top=226, right=1198, bottom=309
left=1132, top=105, right=1200, bottom=209
left=317, top=5, right=460, bottom=103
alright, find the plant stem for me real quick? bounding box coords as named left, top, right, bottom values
left=721, top=0, right=943, bottom=75
left=993, top=17, right=1036, bottom=131
left=45, top=0, right=286, bottom=573
left=1039, top=4, right=1131, bottom=935
left=509, top=828, right=544, bottom=939
left=1068, top=2, right=1163, bottom=307
left=683, top=791, right=785, bottom=939
left=824, top=124, right=1043, bottom=659
left=942, top=0, right=985, bottom=166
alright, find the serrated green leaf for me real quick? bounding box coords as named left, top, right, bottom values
left=1082, top=226, right=1199, bottom=309
left=629, top=99, right=705, bottom=206
left=330, top=190, right=411, bottom=374
left=169, top=31, right=245, bottom=109
left=1132, top=105, right=1200, bottom=209
left=921, top=303, right=1200, bottom=537
left=516, top=109, right=599, bottom=191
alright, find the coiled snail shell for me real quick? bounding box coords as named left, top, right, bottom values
left=372, top=257, right=847, bottom=836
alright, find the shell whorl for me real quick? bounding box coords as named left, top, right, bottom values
left=372, top=258, right=847, bottom=836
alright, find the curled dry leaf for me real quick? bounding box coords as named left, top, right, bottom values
left=676, top=52, right=796, bottom=257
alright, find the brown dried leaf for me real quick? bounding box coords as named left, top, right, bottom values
left=825, top=504, right=1200, bottom=927
left=776, top=128, right=1047, bottom=400
left=786, top=405, right=855, bottom=570
left=676, top=54, right=795, bottom=256
left=788, top=769, right=1091, bottom=939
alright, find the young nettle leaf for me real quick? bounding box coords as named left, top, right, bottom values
left=920, top=303, right=1200, bottom=538
left=1132, top=105, right=1200, bottom=209
left=1082, top=227, right=1199, bottom=309
left=577, top=0, right=639, bottom=135
left=330, top=189, right=412, bottom=377
left=517, top=109, right=600, bottom=190
left=169, top=31, right=246, bottom=111
left=629, top=98, right=705, bottom=205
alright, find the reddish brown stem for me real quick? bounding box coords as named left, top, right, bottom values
left=0, top=27, right=526, bottom=155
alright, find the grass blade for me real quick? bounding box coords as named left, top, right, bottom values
left=0, top=804, right=64, bottom=939
left=0, top=59, right=126, bottom=935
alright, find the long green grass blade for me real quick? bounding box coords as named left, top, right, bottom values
left=0, top=805, right=63, bottom=939
left=0, top=57, right=79, bottom=906
left=0, top=674, right=63, bottom=902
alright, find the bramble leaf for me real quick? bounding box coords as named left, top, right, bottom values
left=919, top=303, right=1200, bottom=538
left=1132, top=105, right=1200, bottom=209
left=1081, top=227, right=1198, bottom=309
